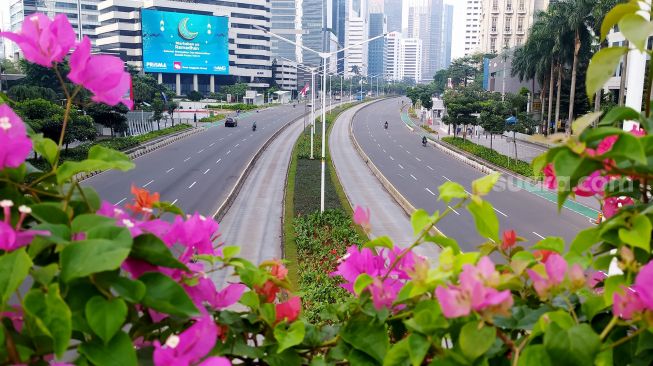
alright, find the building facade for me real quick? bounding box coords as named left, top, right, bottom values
left=400, top=37, right=422, bottom=83
left=344, top=0, right=369, bottom=77
left=95, top=0, right=272, bottom=95
left=478, top=0, right=550, bottom=54
left=271, top=0, right=300, bottom=62
left=463, top=0, right=482, bottom=56
left=442, top=4, right=453, bottom=68
left=367, top=13, right=386, bottom=77
left=383, top=31, right=401, bottom=81
left=406, top=0, right=445, bottom=82
left=274, top=59, right=298, bottom=91
left=383, top=0, right=402, bottom=32
left=7, top=0, right=101, bottom=58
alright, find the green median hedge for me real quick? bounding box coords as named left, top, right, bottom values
left=441, top=136, right=533, bottom=177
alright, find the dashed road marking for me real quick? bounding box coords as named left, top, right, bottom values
left=184, top=157, right=191, bottom=162
left=532, top=231, right=545, bottom=240
left=235, top=144, right=240, bottom=148
left=442, top=175, right=451, bottom=181
left=188, top=181, right=197, bottom=189
left=427, top=165, right=434, bottom=170
left=426, top=188, right=435, bottom=195
left=219, top=138, right=224, bottom=141
left=226, top=150, right=232, bottom=155
left=143, top=180, right=154, bottom=187
left=216, top=158, right=222, bottom=164
left=415, top=157, right=421, bottom=162
left=166, top=168, right=174, bottom=173
left=209, top=143, right=215, bottom=147
left=171, top=199, right=178, bottom=205
left=389, top=156, right=394, bottom=160
left=398, top=164, right=404, bottom=169
left=494, top=207, right=508, bottom=217
left=204, top=169, right=210, bottom=175
left=449, top=206, right=460, bottom=215
left=197, top=149, right=204, bottom=153
left=410, top=174, right=417, bottom=181
left=115, top=197, right=126, bottom=205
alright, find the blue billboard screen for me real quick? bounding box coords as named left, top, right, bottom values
left=141, top=9, right=229, bottom=75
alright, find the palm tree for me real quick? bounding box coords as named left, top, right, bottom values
left=591, top=0, right=626, bottom=111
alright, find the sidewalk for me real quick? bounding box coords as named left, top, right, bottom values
left=330, top=101, right=439, bottom=258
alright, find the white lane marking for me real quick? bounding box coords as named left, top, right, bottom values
left=389, top=156, right=395, bottom=161
left=234, top=144, right=240, bottom=148
left=209, top=142, right=215, bottom=147
left=242, top=138, right=247, bottom=142
left=449, top=206, right=461, bottom=215
left=442, top=175, right=451, bottom=181
left=426, top=188, right=436, bottom=195
left=406, top=150, right=411, bottom=154
left=383, top=149, right=387, bottom=153
left=533, top=231, right=546, bottom=240
left=115, top=197, right=126, bottom=205
left=188, top=181, right=197, bottom=189
left=171, top=199, right=178, bottom=205
left=166, top=167, right=174, bottom=173
left=216, top=158, right=222, bottom=164
left=398, top=164, right=404, bottom=169
left=184, top=157, right=191, bottom=162
left=377, top=143, right=381, bottom=147
left=204, top=169, right=210, bottom=175
left=399, top=144, right=403, bottom=148
left=197, top=149, right=204, bottom=154
left=427, top=165, right=434, bottom=170
left=494, top=207, right=508, bottom=217
left=219, top=138, right=224, bottom=141
left=142, top=180, right=154, bottom=188
left=415, top=157, right=421, bottom=162
left=226, top=150, right=232, bottom=155
left=410, top=174, right=417, bottom=181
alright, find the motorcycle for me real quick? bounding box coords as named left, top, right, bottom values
left=422, top=137, right=427, bottom=147
left=252, top=123, right=257, bottom=131
left=384, top=121, right=388, bottom=129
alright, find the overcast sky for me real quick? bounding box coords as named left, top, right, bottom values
left=1, top=0, right=466, bottom=61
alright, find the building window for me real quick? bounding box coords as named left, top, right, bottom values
left=505, top=16, right=512, bottom=32
left=518, top=0, right=525, bottom=11
left=517, top=17, right=524, bottom=32
left=491, top=16, right=497, bottom=32
left=504, top=37, right=511, bottom=49
left=492, top=0, right=498, bottom=11
left=490, top=37, right=497, bottom=52
left=506, top=0, right=513, bottom=11
left=516, top=37, right=523, bottom=45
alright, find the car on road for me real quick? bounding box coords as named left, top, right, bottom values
left=225, top=117, right=238, bottom=127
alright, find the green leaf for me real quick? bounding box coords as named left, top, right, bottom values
left=404, top=300, right=449, bottom=336
left=572, top=112, right=603, bottom=136
left=410, top=209, right=431, bottom=236
left=518, top=345, right=553, bottom=366
left=60, top=238, right=132, bottom=282
left=601, top=2, right=639, bottom=40
left=532, top=153, right=547, bottom=178
left=341, top=314, right=389, bottom=363
left=79, top=331, right=137, bottom=366
left=438, top=181, right=467, bottom=203
left=71, top=214, right=115, bottom=233
left=599, top=106, right=642, bottom=127
left=544, top=323, right=600, bottom=366
left=603, top=132, right=646, bottom=164
left=139, top=272, right=200, bottom=318
left=57, top=145, right=134, bottom=183
left=32, top=263, right=58, bottom=286
left=467, top=200, right=499, bottom=242
left=354, top=274, right=374, bottom=295
left=472, top=173, right=500, bottom=196
left=363, top=236, right=394, bottom=250
left=274, top=321, right=305, bottom=353
left=587, top=48, right=628, bottom=102
left=383, top=338, right=410, bottom=366
left=30, top=203, right=69, bottom=225
left=239, top=291, right=260, bottom=309
left=32, top=135, right=59, bottom=166
left=222, top=245, right=241, bottom=259
left=570, top=227, right=599, bottom=254
left=0, top=248, right=32, bottom=306
left=604, top=275, right=626, bottom=306
left=581, top=294, right=607, bottom=321
left=85, top=296, right=127, bottom=344
left=108, top=277, right=145, bottom=303
left=130, top=234, right=188, bottom=270
left=459, top=321, right=496, bottom=361
left=23, top=284, right=72, bottom=358
left=618, top=214, right=652, bottom=252
left=619, top=14, right=653, bottom=52
left=532, top=237, right=565, bottom=254
left=425, top=234, right=460, bottom=254
left=407, top=333, right=429, bottom=366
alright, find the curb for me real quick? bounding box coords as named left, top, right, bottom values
left=74, top=127, right=203, bottom=182
left=345, top=99, right=445, bottom=236
left=213, top=103, right=343, bottom=222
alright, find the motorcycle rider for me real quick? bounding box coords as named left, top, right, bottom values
left=384, top=121, right=388, bottom=129
left=422, top=136, right=427, bottom=146
left=252, top=121, right=257, bottom=131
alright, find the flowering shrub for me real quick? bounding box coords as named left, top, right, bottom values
left=2, top=6, right=653, bottom=366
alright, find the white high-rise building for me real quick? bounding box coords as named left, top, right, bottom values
left=344, top=0, right=369, bottom=77
left=406, top=0, right=446, bottom=83
left=7, top=0, right=101, bottom=58
left=400, top=37, right=422, bottom=83
left=464, top=0, right=482, bottom=56
left=384, top=31, right=402, bottom=81
left=479, top=0, right=550, bottom=54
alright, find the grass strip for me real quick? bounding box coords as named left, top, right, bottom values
left=441, top=136, right=533, bottom=177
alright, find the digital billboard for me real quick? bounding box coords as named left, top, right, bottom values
left=141, top=9, right=229, bottom=75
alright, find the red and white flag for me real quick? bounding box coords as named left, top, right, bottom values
left=299, top=83, right=309, bottom=96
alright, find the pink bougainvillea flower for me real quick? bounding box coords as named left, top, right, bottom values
left=533, top=249, right=554, bottom=262
left=586, top=135, right=619, bottom=157
left=153, top=316, right=218, bottom=366
left=613, top=287, right=646, bottom=320
left=543, top=163, right=557, bottom=190
left=165, top=213, right=220, bottom=263
left=501, top=230, right=517, bottom=251
left=0, top=201, right=49, bottom=252
left=275, top=296, right=301, bottom=323
left=270, top=260, right=288, bottom=281
left=0, top=104, right=32, bottom=169
left=353, top=205, right=371, bottom=231
left=527, top=253, right=568, bottom=299
left=603, top=196, right=634, bottom=219
left=630, top=125, right=646, bottom=137
left=587, top=271, right=607, bottom=293
left=435, top=285, right=471, bottom=318
left=197, top=357, right=231, bottom=366
left=568, top=264, right=586, bottom=289
left=68, top=37, right=133, bottom=109
left=255, top=280, right=280, bottom=303
left=0, top=13, right=75, bottom=67
left=573, top=171, right=608, bottom=197
left=1, top=306, right=23, bottom=333
left=212, top=283, right=247, bottom=309
left=386, top=246, right=423, bottom=280
left=633, top=262, right=653, bottom=309
left=331, top=246, right=385, bottom=293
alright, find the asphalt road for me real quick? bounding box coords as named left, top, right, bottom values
left=84, top=103, right=310, bottom=216
left=352, top=98, right=591, bottom=250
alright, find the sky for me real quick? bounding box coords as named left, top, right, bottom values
left=0, top=0, right=466, bottom=61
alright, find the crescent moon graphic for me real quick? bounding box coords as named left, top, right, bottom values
left=178, top=18, right=199, bottom=40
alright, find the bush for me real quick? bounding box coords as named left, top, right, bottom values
left=186, top=90, right=203, bottom=101
left=206, top=103, right=258, bottom=111
left=442, top=136, right=533, bottom=176
left=199, top=113, right=226, bottom=123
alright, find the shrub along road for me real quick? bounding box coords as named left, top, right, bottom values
left=83, top=104, right=307, bottom=216
left=352, top=98, right=593, bottom=248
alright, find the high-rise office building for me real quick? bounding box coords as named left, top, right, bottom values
left=479, top=0, right=551, bottom=53
left=334, top=0, right=347, bottom=73
left=384, top=31, right=402, bottom=81
left=367, top=13, right=386, bottom=77
left=7, top=0, right=101, bottom=58
left=400, top=37, right=422, bottom=83
left=384, top=0, right=402, bottom=32
left=407, top=0, right=445, bottom=82
left=464, top=0, right=482, bottom=56
left=96, top=0, right=272, bottom=95
left=344, top=0, right=369, bottom=77
left=442, top=4, right=453, bottom=68
left=301, top=0, right=332, bottom=67
left=271, top=0, right=300, bottom=62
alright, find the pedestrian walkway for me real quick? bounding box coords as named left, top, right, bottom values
left=330, top=101, right=439, bottom=258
